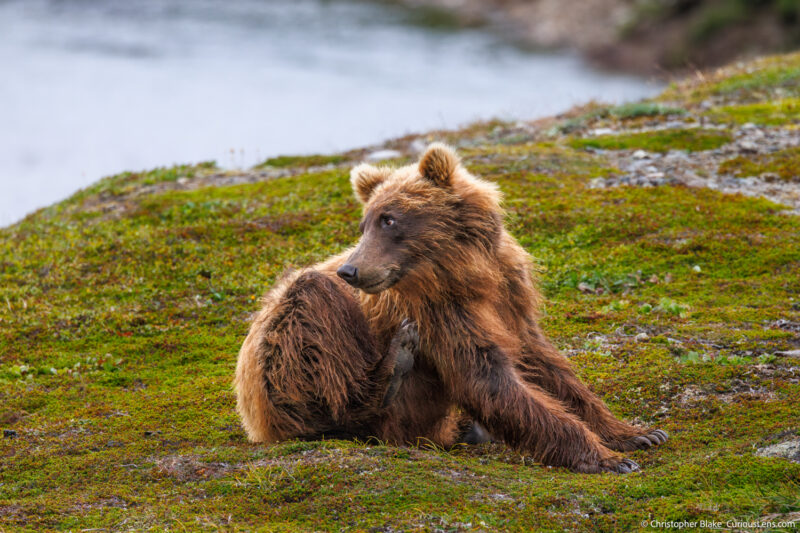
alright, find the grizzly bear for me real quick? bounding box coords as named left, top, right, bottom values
left=234, top=143, right=668, bottom=473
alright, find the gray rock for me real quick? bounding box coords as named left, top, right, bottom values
left=663, top=120, right=688, bottom=129
left=738, top=140, right=759, bottom=152
left=756, top=439, right=800, bottom=463
left=588, top=177, right=606, bottom=189
left=3, top=429, right=17, bottom=439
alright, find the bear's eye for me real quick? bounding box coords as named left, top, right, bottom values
left=380, top=215, right=396, bottom=229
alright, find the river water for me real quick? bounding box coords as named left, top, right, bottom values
left=0, top=0, right=660, bottom=226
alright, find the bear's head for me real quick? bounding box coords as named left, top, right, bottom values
left=337, top=143, right=503, bottom=295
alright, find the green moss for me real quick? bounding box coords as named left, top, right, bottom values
left=255, top=153, right=348, bottom=169
left=661, top=52, right=800, bottom=104
left=66, top=162, right=218, bottom=204
left=2, top=52, right=800, bottom=531
left=548, top=103, right=686, bottom=135
left=712, top=63, right=800, bottom=97
left=719, top=147, right=800, bottom=181
left=569, top=128, right=732, bottom=152
left=608, top=102, right=687, bottom=119
left=705, top=97, right=800, bottom=125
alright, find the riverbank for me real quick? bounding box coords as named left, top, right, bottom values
left=0, top=0, right=659, bottom=227
left=1, top=52, right=799, bottom=530
left=390, top=0, right=800, bottom=75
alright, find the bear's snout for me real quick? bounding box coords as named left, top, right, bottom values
left=337, top=263, right=359, bottom=286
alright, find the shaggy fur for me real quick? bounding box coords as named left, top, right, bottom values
left=235, top=143, right=667, bottom=473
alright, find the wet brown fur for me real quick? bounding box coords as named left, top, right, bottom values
left=235, top=143, right=666, bottom=472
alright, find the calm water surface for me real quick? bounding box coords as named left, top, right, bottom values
left=0, top=0, right=661, bottom=226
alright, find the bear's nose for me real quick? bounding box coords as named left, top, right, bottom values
left=336, top=264, right=359, bottom=285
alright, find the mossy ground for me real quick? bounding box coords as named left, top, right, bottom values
left=2, top=53, right=800, bottom=532
left=719, top=147, right=800, bottom=182
left=255, top=154, right=349, bottom=169
left=568, top=128, right=731, bottom=153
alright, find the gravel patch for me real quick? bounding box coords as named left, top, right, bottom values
left=589, top=124, right=800, bottom=214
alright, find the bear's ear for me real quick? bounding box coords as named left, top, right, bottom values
left=350, top=163, right=391, bottom=204
left=418, top=143, right=459, bottom=188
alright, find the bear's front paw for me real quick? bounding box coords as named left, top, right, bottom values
left=392, top=319, right=418, bottom=375
left=382, top=320, right=418, bottom=407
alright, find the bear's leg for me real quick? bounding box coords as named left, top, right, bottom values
left=235, top=270, right=407, bottom=443
left=377, top=355, right=460, bottom=449
left=445, top=343, right=638, bottom=473
left=515, top=329, right=668, bottom=452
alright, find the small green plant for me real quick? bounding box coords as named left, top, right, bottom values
left=678, top=350, right=709, bottom=364
left=583, top=337, right=605, bottom=350
left=601, top=299, right=630, bottom=314
left=758, top=353, right=778, bottom=364
left=678, top=351, right=777, bottom=365
left=3, top=354, right=125, bottom=381
left=582, top=337, right=612, bottom=357
left=656, top=297, right=690, bottom=318
left=2, top=364, right=57, bottom=380
left=559, top=270, right=643, bottom=294
left=718, top=355, right=750, bottom=365
left=547, top=105, right=610, bottom=135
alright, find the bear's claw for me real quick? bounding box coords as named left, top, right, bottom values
left=597, top=457, right=640, bottom=474
left=575, top=456, right=640, bottom=474
left=651, top=429, right=669, bottom=443
left=638, top=429, right=668, bottom=447
left=608, top=429, right=669, bottom=451
left=613, top=458, right=640, bottom=474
